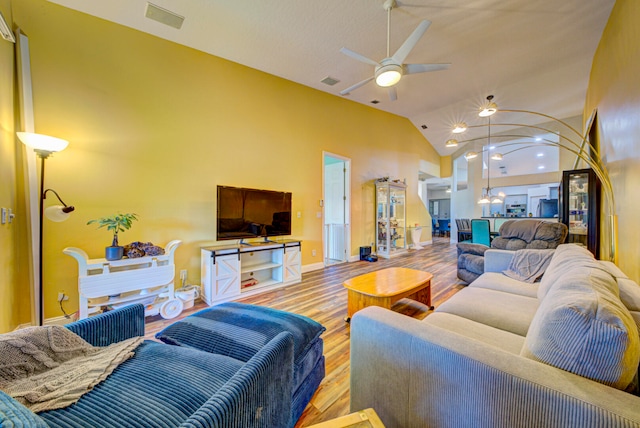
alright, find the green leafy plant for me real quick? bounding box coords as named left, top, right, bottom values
left=87, top=213, right=139, bottom=247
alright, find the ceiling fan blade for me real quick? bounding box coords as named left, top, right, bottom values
left=388, top=86, right=397, bottom=101
left=339, top=47, right=380, bottom=67
left=391, top=20, right=431, bottom=64
left=404, top=63, right=450, bottom=74
left=339, top=76, right=375, bottom=95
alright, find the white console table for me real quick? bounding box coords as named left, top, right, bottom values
left=200, top=240, right=302, bottom=306
left=64, top=240, right=182, bottom=319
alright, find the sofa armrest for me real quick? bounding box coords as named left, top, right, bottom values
left=350, top=307, right=640, bottom=428
left=180, top=331, right=294, bottom=428
left=65, top=304, right=145, bottom=346
left=456, top=242, right=489, bottom=257
left=0, top=391, right=49, bottom=427
left=484, top=249, right=516, bottom=272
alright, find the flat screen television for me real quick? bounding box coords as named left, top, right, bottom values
left=217, top=185, right=292, bottom=241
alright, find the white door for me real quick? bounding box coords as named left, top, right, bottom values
left=323, top=153, right=350, bottom=266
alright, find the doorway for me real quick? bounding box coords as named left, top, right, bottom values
left=323, top=152, right=351, bottom=266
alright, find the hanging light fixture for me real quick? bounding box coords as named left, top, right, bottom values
left=477, top=96, right=502, bottom=205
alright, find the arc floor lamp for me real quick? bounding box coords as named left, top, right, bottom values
left=445, top=96, right=616, bottom=262
left=17, top=132, right=74, bottom=326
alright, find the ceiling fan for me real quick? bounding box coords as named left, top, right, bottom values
left=339, top=0, right=450, bottom=101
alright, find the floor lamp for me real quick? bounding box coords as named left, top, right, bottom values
left=445, top=96, right=617, bottom=262
left=17, top=132, right=73, bottom=326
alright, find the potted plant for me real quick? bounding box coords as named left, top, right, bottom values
left=87, top=213, right=139, bottom=260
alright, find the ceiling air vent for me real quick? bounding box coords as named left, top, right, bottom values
left=145, top=3, right=185, bottom=29
left=371, top=100, right=380, bottom=104
left=321, top=76, right=340, bottom=86
left=421, top=124, right=428, bottom=129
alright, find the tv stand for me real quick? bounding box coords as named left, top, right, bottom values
left=200, top=239, right=302, bottom=305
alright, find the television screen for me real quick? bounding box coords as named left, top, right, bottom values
left=217, top=186, right=292, bottom=241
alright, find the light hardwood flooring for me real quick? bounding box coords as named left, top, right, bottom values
left=144, top=236, right=464, bottom=427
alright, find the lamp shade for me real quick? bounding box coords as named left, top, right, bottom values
left=44, top=205, right=74, bottom=222
left=479, top=102, right=498, bottom=117
left=445, top=139, right=458, bottom=148
left=17, top=132, right=69, bottom=153
left=452, top=122, right=468, bottom=134
left=375, top=63, right=403, bottom=87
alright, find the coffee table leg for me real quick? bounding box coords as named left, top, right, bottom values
left=411, top=283, right=434, bottom=311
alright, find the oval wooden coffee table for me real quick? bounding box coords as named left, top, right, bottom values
left=343, top=267, right=434, bottom=322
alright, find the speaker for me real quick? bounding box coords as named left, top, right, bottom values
left=359, top=246, right=372, bottom=261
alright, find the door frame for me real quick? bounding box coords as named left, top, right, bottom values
left=322, top=151, right=351, bottom=266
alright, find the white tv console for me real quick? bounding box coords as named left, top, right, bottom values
left=200, top=239, right=302, bottom=306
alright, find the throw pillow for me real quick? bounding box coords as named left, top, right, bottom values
left=522, top=266, right=640, bottom=390
left=503, top=249, right=555, bottom=283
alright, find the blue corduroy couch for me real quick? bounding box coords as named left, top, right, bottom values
left=0, top=304, right=299, bottom=428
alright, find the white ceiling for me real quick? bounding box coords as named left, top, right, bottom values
left=47, top=0, right=614, bottom=156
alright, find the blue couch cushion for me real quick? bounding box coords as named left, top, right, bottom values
left=38, top=341, right=243, bottom=428
left=0, top=391, right=49, bottom=428
left=155, top=303, right=325, bottom=366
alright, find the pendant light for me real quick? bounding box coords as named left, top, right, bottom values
left=478, top=96, right=502, bottom=205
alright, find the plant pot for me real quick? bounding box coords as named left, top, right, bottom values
left=105, top=246, right=124, bottom=261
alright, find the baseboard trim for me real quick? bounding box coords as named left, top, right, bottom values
left=302, top=262, right=325, bottom=273
left=15, top=315, right=73, bottom=330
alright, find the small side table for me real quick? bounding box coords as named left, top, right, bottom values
left=306, top=408, right=385, bottom=428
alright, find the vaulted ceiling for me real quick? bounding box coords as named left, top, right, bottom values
left=48, top=0, right=615, bottom=156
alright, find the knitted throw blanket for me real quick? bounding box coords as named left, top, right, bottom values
left=0, top=325, right=142, bottom=412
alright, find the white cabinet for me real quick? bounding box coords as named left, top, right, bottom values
left=201, top=240, right=301, bottom=305
left=64, top=240, right=182, bottom=320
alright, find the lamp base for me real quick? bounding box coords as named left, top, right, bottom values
left=105, top=246, right=124, bottom=261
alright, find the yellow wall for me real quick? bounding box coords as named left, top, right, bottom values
left=0, top=1, right=32, bottom=332
left=584, top=0, right=640, bottom=282
left=7, top=0, right=437, bottom=324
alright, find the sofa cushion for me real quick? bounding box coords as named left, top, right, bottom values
left=522, top=266, right=640, bottom=390
left=469, top=272, right=538, bottom=298
left=38, top=341, right=244, bottom=428
left=492, top=220, right=567, bottom=251
left=538, top=244, right=599, bottom=300
left=424, top=312, right=525, bottom=354
left=435, top=287, right=538, bottom=336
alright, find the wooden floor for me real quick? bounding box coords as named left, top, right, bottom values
left=144, top=236, right=464, bottom=427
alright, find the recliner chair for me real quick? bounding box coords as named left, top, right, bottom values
left=457, top=219, right=568, bottom=284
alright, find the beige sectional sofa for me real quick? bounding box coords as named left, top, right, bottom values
left=350, top=244, right=640, bottom=427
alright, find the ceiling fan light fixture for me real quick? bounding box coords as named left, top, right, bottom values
left=375, top=63, right=403, bottom=87
left=452, top=122, right=467, bottom=133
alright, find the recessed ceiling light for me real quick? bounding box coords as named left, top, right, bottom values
left=538, top=165, right=545, bottom=170
left=535, top=137, right=542, bottom=142
left=536, top=153, right=544, bottom=157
